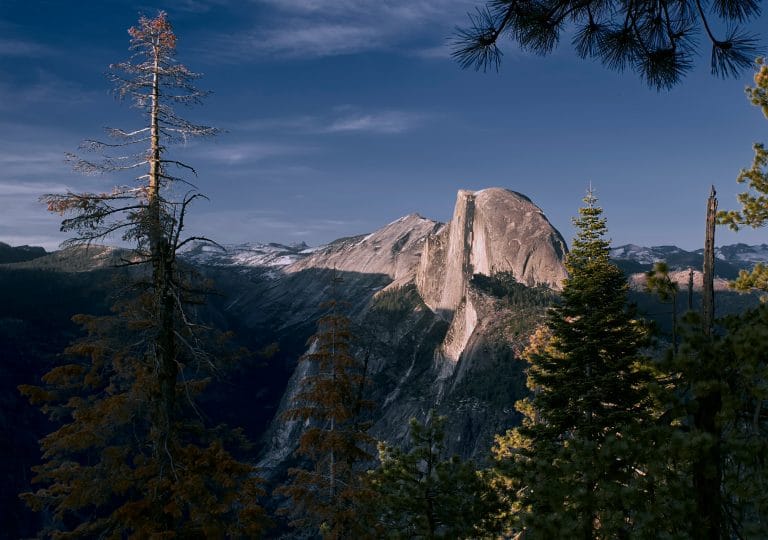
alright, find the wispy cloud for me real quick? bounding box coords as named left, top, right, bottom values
left=188, top=141, right=314, bottom=164
left=202, top=0, right=477, bottom=61
left=236, top=108, right=429, bottom=135
left=252, top=23, right=387, bottom=58
left=0, top=37, right=53, bottom=57
left=0, top=70, right=100, bottom=113
left=325, top=111, right=425, bottom=134
left=0, top=181, right=72, bottom=197
left=0, top=181, right=73, bottom=250
left=171, top=0, right=237, bottom=13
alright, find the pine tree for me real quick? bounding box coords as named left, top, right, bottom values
left=452, top=0, right=761, bottom=89
left=719, top=57, right=768, bottom=293
left=657, top=306, right=768, bottom=539
left=365, top=413, right=500, bottom=539
left=277, top=276, right=374, bottom=539
left=493, top=191, right=682, bottom=538
left=645, top=261, right=680, bottom=352
left=18, top=12, right=267, bottom=537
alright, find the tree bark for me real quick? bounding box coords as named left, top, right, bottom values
left=702, top=186, right=717, bottom=336
left=695, top=186, right=721, bottom=540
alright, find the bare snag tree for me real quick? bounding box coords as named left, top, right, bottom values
left=42, top=11, right=218, bottom=454
left=22, top=12, right=267, bottom=537
left=452, top=0, right=762, bottom=89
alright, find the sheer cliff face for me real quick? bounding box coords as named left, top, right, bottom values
left=257, top=188, right=569, bottom=470
left=415, top=188, right=568, bottom=370
left=417, top=188, right=568, bottom=315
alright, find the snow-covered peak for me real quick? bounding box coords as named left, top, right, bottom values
left=714, top=243, right=768, bottom=264
left=610, top=244, right=662, bottom=265
left=180, top=241, right=312, bottom=269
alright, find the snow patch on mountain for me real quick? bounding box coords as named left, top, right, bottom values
left=180, top=241, right=313, bottom=270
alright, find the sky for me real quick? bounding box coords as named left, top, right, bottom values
left=1, top=0, right=767, bottom=252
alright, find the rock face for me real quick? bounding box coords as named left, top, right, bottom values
left=255, top=188, right=569, bottom=474
left=416, top=189, right=567, bottom=314
left=286, top=214, right=442, bottom=285
left=415, top=188, right=568, bottom=378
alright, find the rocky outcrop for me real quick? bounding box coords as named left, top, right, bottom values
left=415, top=188, right=568, bottom=377
left=416, top=188, right=567, bottom=315
left=253, top=188, right=570, bottom=474
left=286, top=213, right=441, bottom=285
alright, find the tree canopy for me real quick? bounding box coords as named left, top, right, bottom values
left=453, top=0, right=763, bottom=89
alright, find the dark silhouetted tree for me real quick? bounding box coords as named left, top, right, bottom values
left=19, top=12, right=267, bottom=537
left=645, top=261, right=680, bottom=352
left=453, top=0, right=762, bottom=89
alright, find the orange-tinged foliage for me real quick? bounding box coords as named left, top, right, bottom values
left=129, top=11, right=177, bottom=51
left=277, top=301, right=375, bottom=538
left=22, top=11, right=267, bottom=539
left=21, top=291, right=269, bottom=537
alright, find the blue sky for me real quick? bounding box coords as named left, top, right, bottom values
left=1, top=0, right=767, bottom=251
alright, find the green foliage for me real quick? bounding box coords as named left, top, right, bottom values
left=452, top=0, right=760, bottom=89
left=645, top=262, right=679, bottom=302
left=369, top=284, right=426, bottom=337
left=654, top=307, right=768, bottom=538
left=645, top=261, right=680, bottom=351
left=718, top=58, right=768, bottom=293
left=470, top=271, right=555, bottom=307
left=493, top=192, right=679, bottom=537
left=365, top=413, right=501, bottom=538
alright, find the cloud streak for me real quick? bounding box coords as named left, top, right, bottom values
left=0, top=37, right=53, bottom=58
left=189, top=141, right=314, bottom=164
left=202, top=0, right=477, bottom=60
left=236, top=108, right=429, bottom=135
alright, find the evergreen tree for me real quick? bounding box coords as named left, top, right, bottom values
left=19, top=13, right=267, bottom=537
left=493, top=191, right=681, bottom=538
left=277, top=278, right=374, bottom=539
left=657, top=307, right=768, bottom=539
left=452, top=0, right=761, bottom=89
left=365, top=413, right=500, bottom=539
left=719, top=57, right=768, bottom=293
left=645, top=261, right=680, bottom=352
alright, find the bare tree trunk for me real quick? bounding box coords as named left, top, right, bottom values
left=149, top=42, right=177, bottom=465
left=695, top=186, right=721, bottom=540
left=688, top=267, right=694, bottom=311
left=702, top=186, right=717, bottom=336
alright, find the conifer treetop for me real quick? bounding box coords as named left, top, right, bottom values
left=566, top=187, right=612, bottom=273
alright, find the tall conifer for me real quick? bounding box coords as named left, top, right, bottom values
left=19, top=13, right=267, bottom=537
left=493, top=191, right=678, bottom=538
left=277, top=274, right=374, bottom=539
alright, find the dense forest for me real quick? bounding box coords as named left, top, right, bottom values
left=4, top=6, right=768, bottom=539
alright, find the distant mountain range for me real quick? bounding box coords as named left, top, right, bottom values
left=610, top=243, right=768, bottom=280
left=0, top=242, right=46, bottom=264
left=5, top=238, right=767, bottom=281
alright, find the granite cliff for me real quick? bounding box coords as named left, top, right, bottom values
left=257, top=188, right=568, bottom=472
